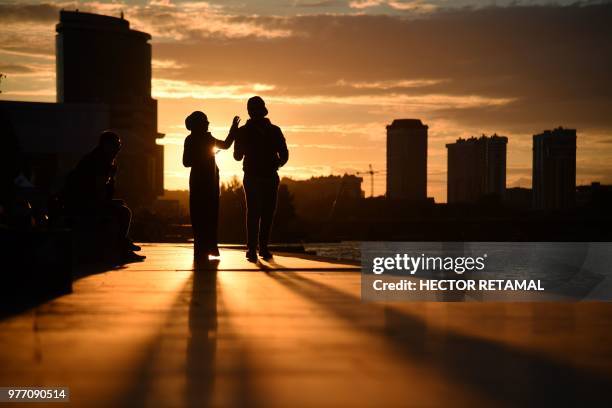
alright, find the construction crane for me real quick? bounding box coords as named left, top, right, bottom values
left=357, top=164, right=381, bottom=198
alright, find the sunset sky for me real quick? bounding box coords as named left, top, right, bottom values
left=1, top=0, right=611, bottom=202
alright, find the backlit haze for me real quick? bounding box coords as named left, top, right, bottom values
left=1, top=0, right=611, bottom=202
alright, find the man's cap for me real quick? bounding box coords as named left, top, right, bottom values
left=247, top=96, right=268, bottom=117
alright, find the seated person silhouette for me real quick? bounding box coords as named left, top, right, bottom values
left=62, top=131, right=144, bottom=262
left=233, top=96, right=288, bottom=262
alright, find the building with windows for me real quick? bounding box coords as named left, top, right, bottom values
left=446, top=134, right=508, bottom=203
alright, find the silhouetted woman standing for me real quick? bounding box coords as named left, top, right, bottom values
left=183, top=111, right=239, bottom=258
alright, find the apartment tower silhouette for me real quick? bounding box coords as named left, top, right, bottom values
left=386, top=119, right=428, bottom=201
left=532, top=127, right=576, bottom=210
left=446, top=135, right=508, bottom=203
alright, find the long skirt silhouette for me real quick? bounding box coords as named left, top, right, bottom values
left=183, top=132, right=223, bottom=257
left=189, top=169, right=220, bottom=256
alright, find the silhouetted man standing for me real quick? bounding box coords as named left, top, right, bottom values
left=234, top=96, right=288, bottom=261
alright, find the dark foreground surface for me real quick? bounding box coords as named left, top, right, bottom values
left=0, top=244, right=611, bottom=407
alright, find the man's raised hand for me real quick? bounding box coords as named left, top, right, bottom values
left=231, top=116, right=241, bottom=130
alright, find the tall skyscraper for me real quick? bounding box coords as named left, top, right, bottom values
left=532, top=127, right=577, bottom=210
left=446, top=134, right=508, bottom=203
left=56, top=10, right=164, bottom=207
left=386, top=119, right=428, bottom=201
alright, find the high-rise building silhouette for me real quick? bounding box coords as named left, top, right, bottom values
left=532, top=127, right=576, bottom=210
left=386, top=119, right=428, bottom=201
left=0, top=10, right=163, bottom=208
left=446, top=134, right=507, bottom=203
left=57, top=11, right=163, bottom=207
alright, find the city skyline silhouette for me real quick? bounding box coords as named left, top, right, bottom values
left=1, top=1, right=611, bottom=202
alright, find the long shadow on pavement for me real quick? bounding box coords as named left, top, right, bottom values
left=116, top=258, right=260, bottom=408
left=265, top=265, right=612, bottom=407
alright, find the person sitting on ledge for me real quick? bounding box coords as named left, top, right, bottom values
left=62, top=131, right=144, bottom=262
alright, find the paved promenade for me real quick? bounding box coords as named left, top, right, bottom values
left=1, top=244, right=611, bottom=407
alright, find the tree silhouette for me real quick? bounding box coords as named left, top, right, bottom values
left=216, top=178, right=301, bottom=243
left=273, top=184, right=298, bottom=242
left=218, top=177, right=246, bottom=242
